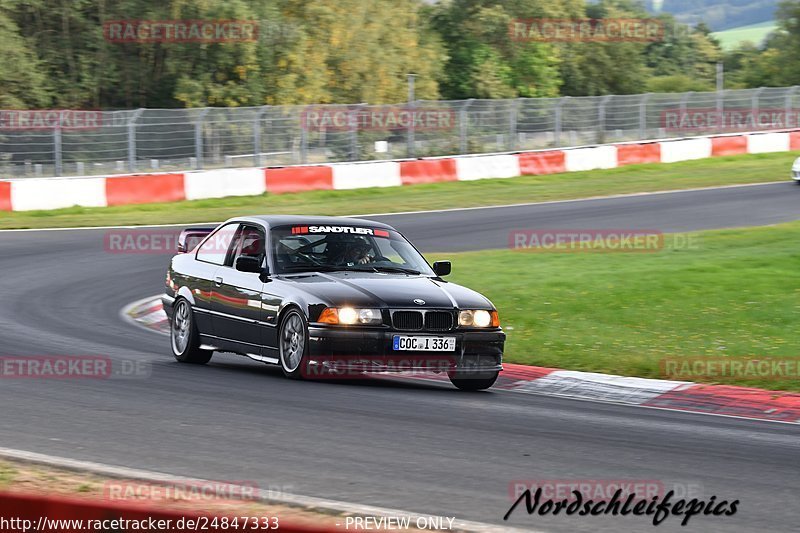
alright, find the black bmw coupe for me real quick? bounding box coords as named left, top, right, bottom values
left=163, top=215, right=505, bottom=390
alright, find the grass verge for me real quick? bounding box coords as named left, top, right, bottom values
left=431, top=222, right=800, bottom=391
left=0, top=151, right=794, bottom=230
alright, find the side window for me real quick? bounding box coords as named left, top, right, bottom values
left=230, top=225, right=265, bottom=267
left=196, top=223, right=239, bottom=265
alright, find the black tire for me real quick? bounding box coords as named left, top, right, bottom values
left=171, top=299, right=213, bottom=364
left=448, top=371, right=499, bottom=391
left=795, top=180, right=800, bottom=186
left=279, top=308, right=310, bottom=379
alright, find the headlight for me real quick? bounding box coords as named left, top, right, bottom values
left=458, top=309, right=499, bottom=327
left=318, top=307, right=383, bottom=325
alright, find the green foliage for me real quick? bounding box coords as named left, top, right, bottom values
left=428, top=0, right=565, bottom=98
left=718, top=1, right=800, bottom=88
left=0, top=0, right=791, bottom=108
left=0, top=3, right=51, bottom=107
left=646, top=74, right=714, bottom=92
left=0, top=0, right=445, bottom=108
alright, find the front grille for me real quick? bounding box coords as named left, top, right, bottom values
left=391, top=310, right=454, bottom=331
left=425, top=311, right=453, bottom=331
left=392, top=311, right=423, bottom=330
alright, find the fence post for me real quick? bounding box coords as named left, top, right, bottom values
left=300, top=109, right=308, bottom=164
left=750, top=87, right=765, bottom=129
left=785, top=86, right=799, bottom=128
left=407, top=74, right=416, bottom=158
left=53, top=125, right=63, bottom=177
left=679, top=91, right=693, bottom=135
left=128, top=108, right=144, bottom=173
left=254, top=107, right=269, bottom=167
left=508, top=98, right=521, bottom=151
left=459, top=99, right=474, bottom=154
left=195, top=109, right=210, bottom=170
left=554, top=97, right=566, bottom=147
left=597, top=95, right=612, bottom=144
left=639, top=93, right=652, bottom=140
left=349, top=104, right=365, bottom=161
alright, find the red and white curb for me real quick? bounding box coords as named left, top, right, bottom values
left=121, top=295, right=170, bottom=335
left=3, top=129, right=799, bottom=212
left=124, top=296, right=800, bottom=424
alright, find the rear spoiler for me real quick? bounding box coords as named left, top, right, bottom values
left=177, top=227, right=215, bottom=254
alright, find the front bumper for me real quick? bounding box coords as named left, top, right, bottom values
left=306, top=325, right=505, bottom=374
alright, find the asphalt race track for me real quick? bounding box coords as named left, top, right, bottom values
left=0, top=182, right=799, bottom=532
left=367, top=181, right=800, bottom=252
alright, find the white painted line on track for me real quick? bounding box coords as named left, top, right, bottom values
left=0, top=180, right=788, bottom=233
left=0, top=447, right=539, bottom=533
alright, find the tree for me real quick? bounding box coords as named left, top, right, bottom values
left=0, top=2, right=50, bottom=108
left=428, top=0, right=564, bottom=99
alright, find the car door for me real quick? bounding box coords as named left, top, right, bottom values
left=210, top=224, right=267, bottom=351
left=192, top=222, right=241, bottom=336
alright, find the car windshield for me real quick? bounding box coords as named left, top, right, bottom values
left=271, top=224, right=435, bottom=276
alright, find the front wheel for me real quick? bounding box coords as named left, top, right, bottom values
left=448, top=371, right=499, bottom=391
left=279, top=309, right=309, bottom=379
left=171, top=299, right=213, bottom=364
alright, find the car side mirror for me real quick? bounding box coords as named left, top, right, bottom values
left=236, top=256, right=263, bottom=274
left=433, top=261, right=451, bottom=277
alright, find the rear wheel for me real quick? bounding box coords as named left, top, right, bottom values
left=171, top=299, right=212, bottom=364
left=279, top=309, right=309, bottom=379
left=448, top=371, right=499, bottom=391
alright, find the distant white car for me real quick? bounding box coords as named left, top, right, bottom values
left=793, top=157, right=800, bottom=184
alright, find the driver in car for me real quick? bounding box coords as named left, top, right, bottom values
left=326, top=236, right=373, bottom=265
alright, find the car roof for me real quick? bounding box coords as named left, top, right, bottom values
left=226, top=215, right=397, bottom=231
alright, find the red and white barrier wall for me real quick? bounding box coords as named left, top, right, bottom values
left=3, top=129, right=800, bottom=212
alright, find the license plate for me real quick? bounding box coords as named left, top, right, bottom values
left=392, top=335, right=456, bottom=351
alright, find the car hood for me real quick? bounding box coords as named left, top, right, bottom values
left=281, top=271, right=494, bottom=309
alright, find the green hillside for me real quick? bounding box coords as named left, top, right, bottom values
left=712, top=20, right=778, bottom=49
